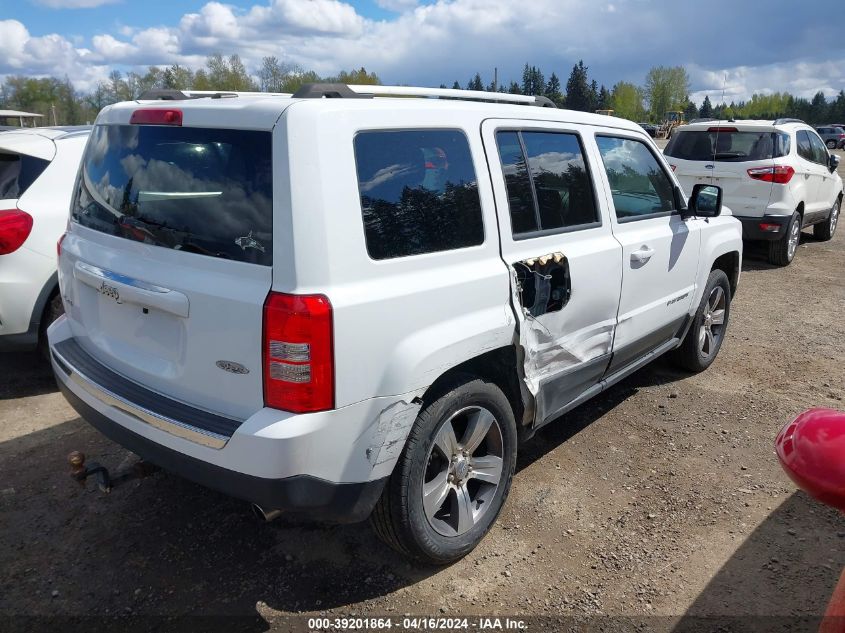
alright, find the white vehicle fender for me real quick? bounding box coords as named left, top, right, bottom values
left=692, top=210, right=743, bottom=310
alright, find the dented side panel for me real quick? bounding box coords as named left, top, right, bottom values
left=508, top=244, right=622, bottom=424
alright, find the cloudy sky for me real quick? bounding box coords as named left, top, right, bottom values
left=2, top=0, right=843, bottom=104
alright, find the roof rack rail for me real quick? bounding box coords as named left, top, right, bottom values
left=291, top=83, right=370, bottom=99
left=137, top=89, right=240, bottom=101
left=293, top=83, right=557, bottom=108
left=773, top=117, right=805, bottom=125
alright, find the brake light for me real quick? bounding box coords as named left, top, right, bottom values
left=0, top=209, right=33, bottom=255
left=747, top=165, right=795, bottom=184
left=263, top=292, right=334, bottom=413
left=708, top=127, right=738, bottom=133
left=759, top=223, right=782, bottom=232
left=57, top=232, right=67, bottom=257
left=129, top=109, right=182, bottom=126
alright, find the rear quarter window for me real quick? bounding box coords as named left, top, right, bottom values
left=72, top=124, right=273, bottom=265
left=0, top=152, right=50, bottom=199
left=354, top=129, right=484, bottom=260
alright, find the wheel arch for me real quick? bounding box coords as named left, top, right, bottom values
left=711, top=251, right=740, bottom=298
left=419, top=345, right=532, bottom=432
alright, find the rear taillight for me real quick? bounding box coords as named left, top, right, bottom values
left=759, top=222, right=782, bottom=233
left=129, top=109, right=182, bottom=126
left=57, top=232, right=67, bottom=258
left=747, top=165, right=795, bottom=184
left=263, top=292, right=334, bottom=413
left=0, top=209, right=34, bottom=255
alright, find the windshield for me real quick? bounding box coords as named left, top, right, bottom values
left=72, top=124, right=273, bottom=265
left=665, top=130, right=789, bottom=163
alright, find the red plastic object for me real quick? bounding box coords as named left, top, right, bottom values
left=129, top=109, right=182, bottom=126
left=775, top=408, right=845, bottom=512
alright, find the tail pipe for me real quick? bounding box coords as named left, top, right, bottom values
left=251, top=504, right=282, bottom=522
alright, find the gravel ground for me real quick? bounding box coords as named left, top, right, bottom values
left=1, top=148, right=843, bottom=632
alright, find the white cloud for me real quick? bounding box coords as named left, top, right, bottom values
left=690, top=58, right=845, bottom=104
left=34, top=0, right=120, bottom=8
left=375, top=0, right=419, bottom=12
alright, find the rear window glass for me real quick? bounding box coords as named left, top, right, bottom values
left=72, top=125, right=273, bottom=265
left=665, top=130, right=789, bottom=162
left=354, top=129, right=483, bottom=260
left=0, top=153, right=50, bottom=199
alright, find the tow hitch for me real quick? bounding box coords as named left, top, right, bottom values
left=68, top=451, right=159, bottom=493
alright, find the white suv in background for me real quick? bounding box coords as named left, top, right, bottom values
left=49, top=85, right=741, bottom=563
left=665, top=119, right=842, bottom=266
left=0, top=126, right=90, bottom=352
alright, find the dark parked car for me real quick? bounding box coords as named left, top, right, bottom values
left=637, top=122, right=657, bottom=137
left=815, top=126, right=845, bottom=149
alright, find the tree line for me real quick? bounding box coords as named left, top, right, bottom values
left=1, top=53, right=843, bottom=126
left=0, top=54, right=380, bottom=125
left=451, top=62, right=845, bottom=125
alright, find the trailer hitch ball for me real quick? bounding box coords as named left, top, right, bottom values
left=67, top=450, right=112, bottom=492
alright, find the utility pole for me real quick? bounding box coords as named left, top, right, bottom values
left=493, top=67, right=498, bottom=92
left=51, top=103, right=58, bottom=126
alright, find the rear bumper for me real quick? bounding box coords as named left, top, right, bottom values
left=48, top=317, right=424, bottom=522
left=734, top=214, right=791, bottom=241
left=58, top=380, right=385, bottom=522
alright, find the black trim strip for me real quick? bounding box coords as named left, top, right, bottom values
left=53, top=338, right=242, bottom=445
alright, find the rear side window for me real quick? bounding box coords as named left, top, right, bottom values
left=807, top=132, right=829, bottom=164
left=354, top=129, right=483, bottom=260
left=664, top=130, right=790, bottom=162
left=797, top=131, right=814, bottom=162
left=495, top=130, right=598, bottom=237
left=72, top=125, right=273, bottom=265
left=595, top=136, right=675, bottom=220
left=0, top=153, right=50, bottom=199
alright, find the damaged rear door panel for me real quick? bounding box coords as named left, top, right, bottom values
left=481, top=120, right=623, bottom=426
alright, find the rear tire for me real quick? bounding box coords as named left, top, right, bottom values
left=38, top=293, right=64, bottom=360
left=814, top=198, right=840, bottom=241
left=767, top=211, right=801, bottom=266
left=370, top=376, right=517, bottom=564
left=671, top=269, right=731, bottom=373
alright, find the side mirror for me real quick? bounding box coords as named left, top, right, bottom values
left=830, top=154, right=840, bottom=173
left=688, top=183, right=722, bottom=217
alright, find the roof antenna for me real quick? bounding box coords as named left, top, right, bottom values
left=710, top=72, right=728, bottom=186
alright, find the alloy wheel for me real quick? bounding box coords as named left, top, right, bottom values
left=787, top=219, right=800, bottom=261
left=831, top=201, right=840, bottom=236
left=698, top=285, right=726, bottom=358
left=423, top=406, right=504, bottom=537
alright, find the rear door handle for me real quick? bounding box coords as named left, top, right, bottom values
left=74, top=261, right=190, bottom=318
left=631, top=246, right=655, bottom=264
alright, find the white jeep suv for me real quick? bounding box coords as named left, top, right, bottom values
left=665, top=119, right=842, bottom=266
left=49, top=85, right=742, bottom=563
left=0, top=126, right=90, bottom=352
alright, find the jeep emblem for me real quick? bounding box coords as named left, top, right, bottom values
left=216, top=360, right=249, bottom=375
left=98, top=281, right=121, bottom=303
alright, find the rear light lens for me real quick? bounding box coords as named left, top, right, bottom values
left=759, top=223, right=782, bottom=232
left=747, top=165, right=795, bottom=184
left=263, top=292, right=334, bottom=413
left=708, top=127, right=738, bottom=133
left=0, top=209, right=34, bottom=255
left=129, top=109, right=183, bottom=126
left=57, top=232, right=67, bottom=258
